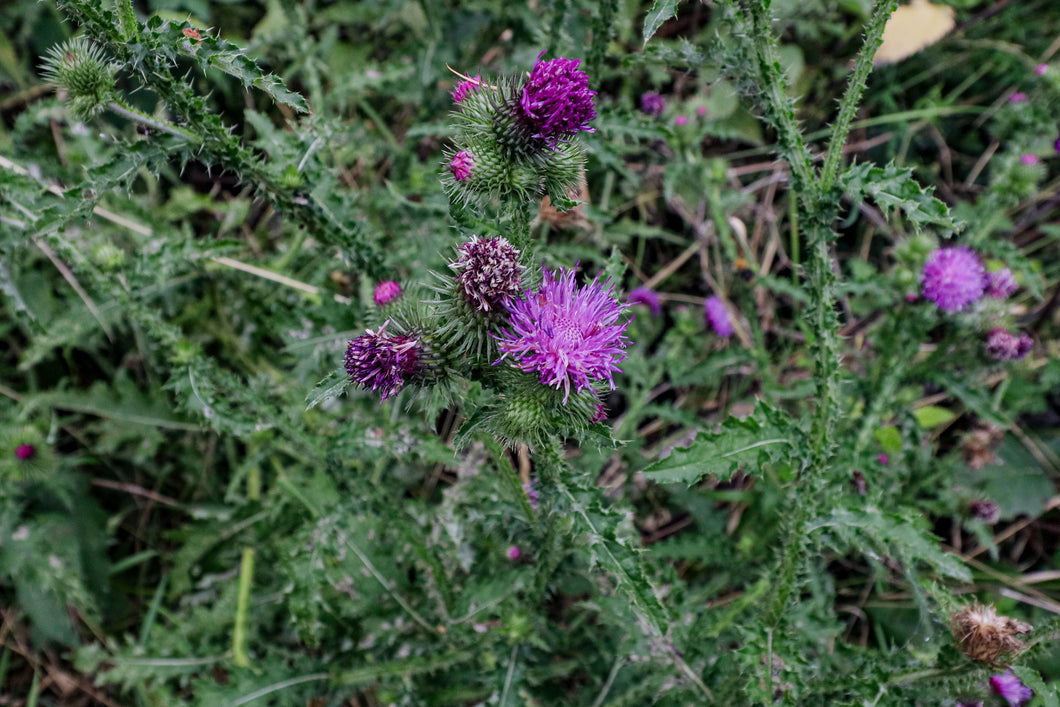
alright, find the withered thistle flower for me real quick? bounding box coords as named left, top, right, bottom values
left=951, top=603, right=1032, bottom=665
left=452, top=236, right=523, bottom=313
left=344, top=323, right=423, bottom=401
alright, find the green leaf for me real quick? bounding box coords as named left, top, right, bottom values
left=873, top=425, right=902, bottom=455
left=841, top=161, right=961, bottom=236
left=642, top=404, right=799, bottom=485
left=643, top=0, right=680, bottom=45
left=306, top=368, right=349, bottom=410
left=912, top=405, right=955, bottom=429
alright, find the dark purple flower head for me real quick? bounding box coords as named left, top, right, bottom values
left=986, top=328, right=1032, bottom=361
left=703, top=295, right=733, bottom=338
left=1055, top=131, right=1060, bottom=154
left=373, top=280, right=402, bottom=306
left=970, top=499, right=1001, bottom=524
left=495, top=266, right=630, bottom=403
left=986, top=268, right=1018, bottom=298
left=344, top=323, right=422, bottom=401
left=451, top=74, right=482, bottom=104
left=518, top=55, right=597, bottom=144
left=450, top=149, right=474, bottom=182
left=990, top=671, right=1033, bottom=707
left=640, top=91, right=665, bottom=116
left=922, top=246, right=986, bottom=313
left=628, top=286, right=661, bottom=316
left=15, top=444, right=35, bottom=461
left=452, top=236, right=523, bottom=313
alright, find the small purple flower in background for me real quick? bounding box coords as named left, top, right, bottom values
left=507, top=546, right=521, bottom=560
left=969, top=499, right=1001, bottom=524
left=990, top=671, right=1033, bottom=707
left=518, top=55, right=597, bottom=144
left=640, top=91, right=665, bottom=116
left=345, top=323, right=423, bottom=401
left=1020, top=154, right=1039, bottom=165
left=1008, top=92, right=1028, bottom=103
left=696, top=105, right=707, bottom=117
left=1036, top=63, right=1048, bottom=75
left=450, top=149, right=474, bottom=181
left=452, top=236, right=523, bottom=313
left=627, top=286, right=661, bottom=316
left=373, top=280, right=402, bottom=306
left=905, top=292, right=918, bottom=303
left=878, top=453, right=889, bottom=465
left=15, top=444, right=35, bottom=461
left=703, top=295, right=733, bottom=338
left=921, top=246, right=986, bottom=313
left=495, top=266, right=630, bottom=403
left=523, top=480, right=540, bottom=509
left=674, top=115, right=688, bottom=126
left=985, top=328, right=1033, bottom=361
left=451, top=74, right=482, bottom=104
left=1055, top=131, right=1060, bottom=154
left=986, top=268, right=1018, bottom=298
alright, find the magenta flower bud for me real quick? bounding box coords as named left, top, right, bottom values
left=990, top=670, right=1033, bottom=706
left=344, top=323, right=423, bottom=401
left=640, top=91, right=665, bottom=116
left=373, top=280, right=402, bottom=306
left=1008, top=92, right=1028, bottom=103
left=1036, top=63, right=1048, bottom=75
left=450, top=149, right=474, bottom=182
left=627, top=286, right=661, bottom=316
left=518, top=55, right=597, bottom=144
left=921, top=246, right=986, bottom=313
left=495, top=267, right=630, bottom=404
left=451, top=74, right=482, bottom=104
left=452, top=236, right=523, bottom=313
left=878, top=453, right=889, bottom=465
left=703, top=296, right=733, bottom=338
left=507, top=546, right=521, bottom=560
left=985, top=328, right=1033, bottom=361
left=986, top=268, right=1018, bottom=298
left=674, top=115, right=688, bottom=126
left=15, top=444, right=36, bottom=461
left=1020, top=154, right=1039, bottom=165
left=696, top=105, right=707, bottom=117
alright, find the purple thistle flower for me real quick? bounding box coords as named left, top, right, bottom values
left=990, top=671, right=1033, bottom=707
left=985, top=328, right=1033, bottom=361
left=674, top=114, right=688, bottom=126
left=640, top=91, right=665, bottom=116
left=452, top=236, right=523, bottom=313
left=921, top=246, right=986, bottom=313
left=878, top=453, right=889, bottom=465
left=1008, top=92, right=1028, bottom=103
left=450, top=149, right=474, bottom=182
left=344, top=323, right=423, bottom=401
left=495, top=266, right=630, bottom=404
left=696, top=105, right=707, bottom=117
left=627, top=286, right=661, bottom=316
left=507, top=546, right=521, bottom=560
left=518, top=55, right=597, bottom=144
left=703, top=295, right=733, bottom=338
left=986, top=268, right=1018, bottom=298
left=451, top=74, right=482, bottom=104
left=1020, top=154, right=1039, bottom=165
left=15, top=444, right=35, bottom=461
left=373, top=280, right=402, bottom=306
left=1036, top=63, right=1048, bottom=75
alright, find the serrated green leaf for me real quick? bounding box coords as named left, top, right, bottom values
left=913, top=405, right=955, bottom=429
left=841, top=161, right=960, bottom=236
left=643, top=0, right=680, bottom=45
left=306, top=369, right=349, bottom=410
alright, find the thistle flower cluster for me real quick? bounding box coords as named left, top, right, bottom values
left=442, top=55, right=596, bottom=207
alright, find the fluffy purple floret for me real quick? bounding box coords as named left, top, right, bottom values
left=921, top=246, right=986, bottom=313
left=628, top=286, right=661, bottom=316
left=450, top=150, right=473, bottom=181
left=451, top=74, right=482, bottom=104
left=990, top=671, right=1033, bottom=707
left=640, top=91, right=665, bottom=116
left=986, top=268, right=1018, bottom=298
left=518, top=55, right=597, bottom=144
left=495, top=267, right=630, bottom=403
left=344, top=323, right=421, bottom=401
left=703, top=295, right=733, bottom=338
left=373, top=280, right=402, bottom=306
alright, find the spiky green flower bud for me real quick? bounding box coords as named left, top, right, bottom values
left=40, top=37, right=116, bottom=119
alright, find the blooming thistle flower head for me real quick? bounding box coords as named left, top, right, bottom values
left=517, top=55, right=597, bottom=144
left=450, top=149, right=474, bottom=182
left=495, top=266, right=630, bottom=404
left=15, top=444, right=36, bottom=461
left=451, top=74, right=482, bottom=104
left=986, top=268, right=1018, bottom=298
left=990, top=671, right=1033, bottom=706
left=985, top=328, right=1033, bottom=361
left=627, top=286, right=661, bottom=317
left=703, top=295, right=733, bottom=337
left=344, top=322, right=423, bottom=401
left=951, top=603, right=1032, bottom=664
left=373, top=280, right=403, bottom=306
left=640, top=91, right=665, bottom=116
left=451, top=236, right=523, bottom=313
left=921, top=246, right=986, bottom=313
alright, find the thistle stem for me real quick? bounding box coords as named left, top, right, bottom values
left=107, top=101, right=201, bottom=143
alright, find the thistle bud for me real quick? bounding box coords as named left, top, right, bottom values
left=344, top=322, right=444, bottom=401
left=373, top=280, right=403, bottom=306
left=950, top=603, right=1032, bottom=664
left=40, top=37, right=116, bottom=119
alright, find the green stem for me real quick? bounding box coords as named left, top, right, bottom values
left=232, top=462, right=261, bottom=668
left=114, top=0, right=139, bottom=42
left=107, top=101, right=201, bottom=143
left=819, top=0, right=900, bottom=193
